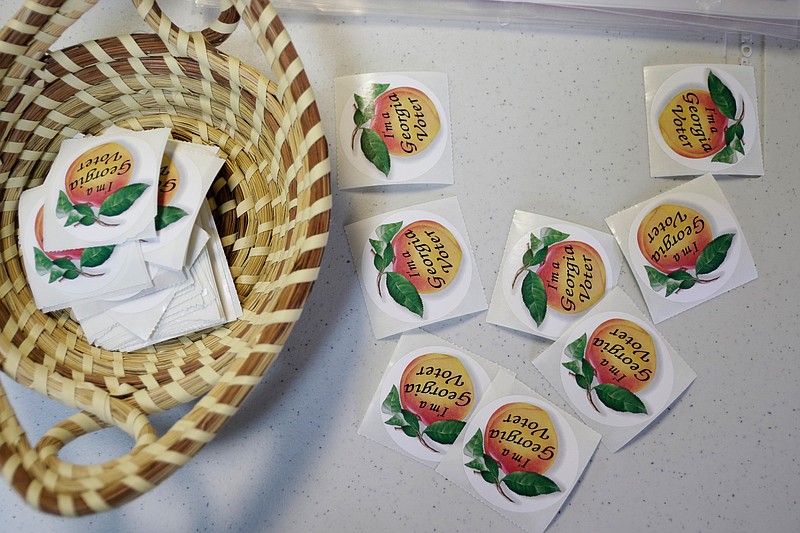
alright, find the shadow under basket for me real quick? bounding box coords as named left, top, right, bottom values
left=0, top=0, right=331, bottom=515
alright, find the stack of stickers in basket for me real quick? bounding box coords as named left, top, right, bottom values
left=18, top=125, right=242, bottom=351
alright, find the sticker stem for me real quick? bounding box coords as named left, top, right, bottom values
left=351, top=124, right=361, bottom=151
left=371, top=249, right=384, bottom=297
left=512, top=264, right=528, bottom=288
left=495, top=480, right=515, bottom=503
left=95, top=217, right=121, bottom=227
left=416, top=433, right=438, bottom=453
left=586, top=387, right=601, bottom=413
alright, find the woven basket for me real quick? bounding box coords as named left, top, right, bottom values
left=0, top=0, right=331, bottom=515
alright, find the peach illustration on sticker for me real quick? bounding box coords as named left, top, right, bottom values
left=657, top=70, right=746, bottom=165
left=511, top=227, right=606, bottom=326
left=33, top=207, right=114, bottom=283
left=370, top=219, right=462, bottom=317
left=563, top=318, right=656, bottom=415
left=57, top=142, right=148, bottom=228
left=155, top=153, right=188, bottom=230
left=464, top=402, right=560, bottom=502
left=637, top=203, right=734, bottom=297
left=382, top=352, right=474, bottom=452
left=351, top=84, right=441, bottom=176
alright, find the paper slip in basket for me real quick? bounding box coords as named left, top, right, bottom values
left=345, top=197, right=487, bottom=338
left=487, top=211, right=623, bottom=340
left=605, top=173, right=757, bottom=323
left=335, top=72, right=454, bottom=188
left=532, top=288, right=696, bottom=452
left=435, top=370, right=600, bottom=533
left=79, top=201, right=242, bottom=351
left=359, top=331, right=502, bottom=468
left=69, top=226, right=209, bottom=322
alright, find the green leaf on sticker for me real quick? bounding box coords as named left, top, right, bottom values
left=56, top=191, right=73, bottom=218
left=522, top=248, right=534, bottom=267
left=564, top=334, right=587, bottom=362
left=354, top=93, right=366, bottom=112
left=665, top=277, right=683, bottom=297
left=423, top=420, right=466, bottom=445
left=580, top=358, right=596, bottom=388
left=401, top=426, right=418, bottom=438
left=65, top=211, right=83, bottom=226
left=373, top=252, right=388, bottom=272
left=695, top=233, right=735, bottom=276
left=725, top=121, right=744, bottom=147
left=667, top=269, right=693, bottom=281
left=562, top=337, right=595, bottom=392
left=563, top=362, right=593, bottom=391
left=521, top=270, right=547, bottom=326
left=562, top=360, right=581, bottom=375
left=594, top=383, right=648, bottom=414
left=401, top=409, right=420, bottom=434
left=386, top=271, right=423, bottom=317
left=33, top=248, right=53, bottom=275
left=464, top=429, right=484, bottom=459
left=61, top=203, right=96, bottom=227
left=98, top=183, right=149, bottom=217
left=384, top=414, right=406, bottom=427
left=62, top=269, right=80, bottom=280
left=575, top=372, right=592, bottom=392
left=731, top=135, right=745, bottom=155
left=353, top=84, right=388, bottom=123
left=711, top=145, right=737, bottom=164
left=382, top=242, right=395, bottom=267
left=52, top=258, right=75, bottom=270
left=482, top=454, right=500, bottom=483
left=708, top=71, right=737, bottom=120
left=368, top=83, right=390, bottom=100
left=155, top=205, right=188, bottom=231
left=465, top=457, right=488, bottom=472
left=466, top=452, right=500, bottom=485
left=531, top=245, right=549, bottom=267
left=369, top=238, right=385, bottom=256
left=73, top=203, right=94, bottom=217
left=480, top=470, right=498, bottom=485
left=360, top=127, right=391, bottom=176
left=381, top=385, right=402, bottom=416
left=80, top=245, right=114, bottom=268
left=502, top=471, right=561, bottom=497
left=377, top=221, right=403, bottom=244
left=529, top=233, right=542, bottom=252
left=644, top=266, right=668, bottom=292
left=353, top=108, right=367, bottom=127
left=667, top=269, right=696, bottom=290
left=373, top=243, right=394, bottom=272
left=540, top=227, right=569, bottom=247
left=48, top=266, right=66, bottom=283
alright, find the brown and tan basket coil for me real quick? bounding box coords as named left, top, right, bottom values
left=0, top=0, right=331, bottom=515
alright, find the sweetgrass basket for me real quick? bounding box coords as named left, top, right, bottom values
left=0, top=0, right=331, bottom=515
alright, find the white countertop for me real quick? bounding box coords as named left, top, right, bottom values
left=1, top=1, right=798, bottom=531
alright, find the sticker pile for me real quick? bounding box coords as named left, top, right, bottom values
left=19, top=125, right=242, bottom=351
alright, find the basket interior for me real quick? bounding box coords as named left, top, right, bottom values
left=0, top=33, right=326, bottom=413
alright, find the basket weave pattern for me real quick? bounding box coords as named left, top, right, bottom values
left=0, top=0, right=331, bottom=514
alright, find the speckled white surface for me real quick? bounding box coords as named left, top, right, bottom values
left=1, top=1, right=799, bottom=531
